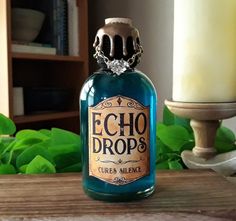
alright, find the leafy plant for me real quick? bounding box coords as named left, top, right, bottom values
left=0, top=107, right=234, bottom=174
left=0, top=113, right=81, bottom=174
left=156, top=106, right=236, bottom=170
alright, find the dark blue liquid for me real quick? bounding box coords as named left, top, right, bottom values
left=80, top=69, right=157, bottom=201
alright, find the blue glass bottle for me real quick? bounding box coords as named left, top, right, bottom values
left=80, top=18, right=157, bottom=201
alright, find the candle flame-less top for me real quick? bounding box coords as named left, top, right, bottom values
left=173, top=0, right=236, bottom=102
left=93, top=17, right=140, bottom=58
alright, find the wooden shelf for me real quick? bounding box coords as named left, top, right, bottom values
left=14, top=111, right=79, bottom=124
left=0, top=0, right=88, bottom=133
left=12, top=52, right=84, bottom=62
left=0, top=170, right=235, bottom=220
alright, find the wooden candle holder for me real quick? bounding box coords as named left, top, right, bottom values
left=165, top=100, right=236, bottom=159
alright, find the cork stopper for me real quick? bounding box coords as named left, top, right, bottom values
left=93, top=17, right=141, bottom=67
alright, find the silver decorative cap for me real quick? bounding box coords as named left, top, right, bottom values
left=93, top=17, right=143, bottom=75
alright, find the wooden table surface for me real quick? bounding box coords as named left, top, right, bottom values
left=0, top=170, right=235, bottom=221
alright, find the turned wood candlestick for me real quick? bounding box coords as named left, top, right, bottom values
left=165, top=100, right=236, bottom=159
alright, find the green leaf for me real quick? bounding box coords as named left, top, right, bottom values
left=7, top=148, right=27, bottom=166
left=0, top=152, right=10, bottom=164
left=216, top=126, right=235, bottom=142
left=19, top=164, right=27, bottom=173
left=54, top=152, right=81, bottom=170
left=0, top=164, right=16, bottom=174
left=16, top=144, right=54, bottom=169
left=0, top=114, right=16, bottom=135
left=16, top=129, right=49, bottom=141
left=163, top=106, right=192, bottom=132
left=48, top=144, right=79, bottom=158
left=12, top=130, right=50, bottom=153
left=49, top=128, right=81, bottom=157
left=174, top=117, right=192, bottom=133
left=215, top=142, right=236, bottom=153
left=163, top=106, right=175, bottom=125
left=39, top=129, right=51, bottom=137
left=157, top=125, right=190, bottom=151
left=156, top=139, right=174, bottom=161
left=0, top=141, right=8, bottom=156
left=168, top=160, right=183, bottom=170
left=1, top=139, right=17, bottom=156
left=58, top=162, right=82, bottom=173
left=12, top=138, right=43, bottom=151
left=1, top=137, right=15, bottom=147
left=51, top=128, right=81, bottom=146
left=156, top=123, right=166, bottom=135
left=156, top=161, right=169, bottom=169
left=180, top=141, right=195, bottom=152
left=215, top=127, right=236, bottom=153
left=26, top=155, right=56, bottom=174
left=166, top=152, right=181, bottom=161
left=156, top=139, right=165, bottom=158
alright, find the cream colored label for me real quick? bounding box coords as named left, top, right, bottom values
left=88, top=95, right=150, bottom=185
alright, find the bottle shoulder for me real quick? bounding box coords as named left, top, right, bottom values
left=80, top=69, right=157, bottom=102
left=84, top=69, right=155, bottom=88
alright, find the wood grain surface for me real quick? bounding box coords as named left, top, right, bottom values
left=0, top=170, right=235, bottom=221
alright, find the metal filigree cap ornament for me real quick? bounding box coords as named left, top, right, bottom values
left=106, top=59, right=130, bottom=75
left=93, top=17, right=143, bottom=75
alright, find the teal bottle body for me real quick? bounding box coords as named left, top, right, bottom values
left=80, top=68, right=157, bottom=201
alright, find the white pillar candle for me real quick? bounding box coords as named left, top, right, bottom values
left=173, top=0, right=236, bottom=102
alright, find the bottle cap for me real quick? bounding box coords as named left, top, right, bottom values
left=93, top=18, right=143, bottom=74
left=105, top=17, right=132, bottom=25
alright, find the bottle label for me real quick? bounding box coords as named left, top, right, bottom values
left=88, top=95, right=150, bottom=185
